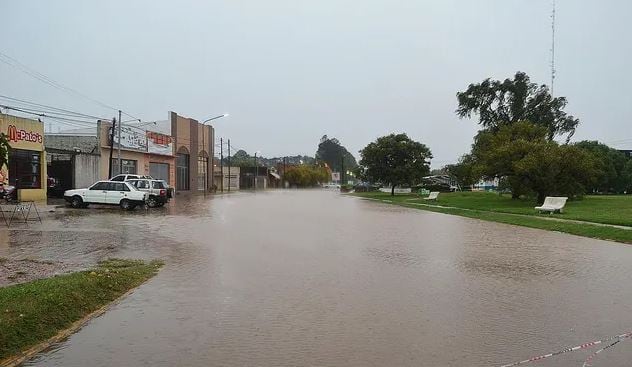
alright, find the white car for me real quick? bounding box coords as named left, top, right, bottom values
left=64, top=181, right=148, bottom=210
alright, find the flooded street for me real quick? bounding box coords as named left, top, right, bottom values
left=3, top=190, right=632, bottom=366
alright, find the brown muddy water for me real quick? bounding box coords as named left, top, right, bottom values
left=2, top=190, right=632, bottom=366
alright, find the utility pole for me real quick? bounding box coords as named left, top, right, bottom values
left=108, top=118, right=116, bottom=178
left=340, top=156, right=344, bottom=186
left=117, top=110, right=122, bottom=175
left=227, top=139, right=231, bottom=192
left=551, top=0, right=556, bottom=95
left=220, top=137, right=224, bottom=192
left=253, top=152, right=257, bottom=191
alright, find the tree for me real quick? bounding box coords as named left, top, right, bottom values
left=443, top=154, right=478, bottom=188
left=0, top=133, right=9, bottom=172
left=575, top=141, right=629, bottom=193
left=358, top=133, right=432, bottom=196
left=456, top=71, right=579, bottom=141
left=227, top=150, right=264, bottom=168
left=470, top=121, right=597, bottom=202
left=284, top=165, right=330, bottom=187
left=315, top=135, right=357, bottom=172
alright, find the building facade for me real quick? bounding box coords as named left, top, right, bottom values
left=213, top=165, right=240, bottom=191
left=166, top=112, right=215, bottom=192
left=0, top=113, right=47, bottom=201
left=45, top=132, right=100, bottom=192
left=44, top=110, right=215, bottom=194
left=98, top=120, right=177, bottom=186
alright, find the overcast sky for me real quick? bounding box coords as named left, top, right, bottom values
left=1, top=0, right=631, bottom=166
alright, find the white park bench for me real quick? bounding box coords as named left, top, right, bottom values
left=535, top=196, right=568, bottom=214
left=424, top=191, right=439, bottom=201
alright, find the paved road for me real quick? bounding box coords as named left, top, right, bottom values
left=5, top=190, right=632, bottom=366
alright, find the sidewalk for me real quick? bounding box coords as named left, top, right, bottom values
left=365, top=197, right=632, bottom=231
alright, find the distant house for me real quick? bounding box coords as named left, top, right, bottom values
left=473, top=177, right=499, bottom=191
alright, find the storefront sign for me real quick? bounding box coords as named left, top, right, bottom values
left=109, top=125, right=148, bottom=151
left=0, top=115, right=45, bottom=151
left=147, top=131, right=173, bottom=156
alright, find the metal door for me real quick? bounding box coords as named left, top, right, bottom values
left=149, top=162, right=169, bottom=183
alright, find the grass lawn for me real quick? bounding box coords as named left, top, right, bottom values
left=0, top=259, right=163, bottom=362
left=352, top=191, right=632, bottom=244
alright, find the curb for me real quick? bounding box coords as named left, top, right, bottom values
left=0, top=284, right=143, bottom=367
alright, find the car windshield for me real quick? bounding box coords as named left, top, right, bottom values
left=126, top=183, right=139, bottom=191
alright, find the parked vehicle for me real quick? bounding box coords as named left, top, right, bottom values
left=110, top=174, right=153, bottom=182
left=64, top=181, right=147, bottom=210
left=127, top=179, right=170, bottom=207
left=47, top=176, right=66, bottom=198
left=0, top=184, right=17, bottom=203
left=111, top=174, right=174, bottom=198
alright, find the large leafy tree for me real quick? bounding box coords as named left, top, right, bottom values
left=358, top=133, right=432, bottom=196
left=456, top=72, right=579, bottom=141
left=315, top=135, right=357, bottom=172
left=574, top=141, right=629, bottom=193
left=471, top=121, right=597, bottom=202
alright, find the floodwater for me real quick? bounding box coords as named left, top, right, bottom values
left=3, top=190, right=632, bottom=366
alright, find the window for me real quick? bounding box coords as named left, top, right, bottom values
left=111, top=159, right=137, bottom=176
left=134, top=180, right=149, bottom=189
left=90, top=182, right=109, bottom=190
left=197, top=155, right=208, bottom=191
left=8, top=149, right=42, bottom=189
left=152, top=181, right=166, bottom=189
left=176, top=153, right=189, bottom=191
left=111, top=175, right=125, bottom=181
left=108, top=182, right=129, bottom=191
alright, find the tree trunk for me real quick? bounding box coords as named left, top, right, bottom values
left=391, top=185, right=395, bottom=196
left=537, top=192, right=546, bottom=204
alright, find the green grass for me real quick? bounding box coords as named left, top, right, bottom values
left=352, top=191, right=632, bottom=244
left=0, top=259, right=163, bottom=361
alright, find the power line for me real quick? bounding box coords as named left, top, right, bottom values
left=0, top=105, right=98, bottom=126
left=0, top=103, right=103, bottom=121
left=0, top=50, right=141, bottom=121
left=0, top=94, right=109, bottom=120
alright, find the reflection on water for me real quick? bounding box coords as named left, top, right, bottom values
left=5, top=190, right=632, bottom=367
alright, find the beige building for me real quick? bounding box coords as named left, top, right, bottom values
left=167, top=112, right=214, bottom=192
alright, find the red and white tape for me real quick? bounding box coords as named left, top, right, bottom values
left=499, top=331, right=632, bottom=367
left=582, top=333, right=631, bottom=367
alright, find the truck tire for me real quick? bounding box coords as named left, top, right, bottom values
left=146, top=196, right=158, bottom=208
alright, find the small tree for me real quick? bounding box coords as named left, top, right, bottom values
left=358, top=133, right=432, bottom=196
left=443, top=154, right=478, bottom=188
left=0, top=133, right=10, bottom=176
left=575, top=140, right=629, bottom=193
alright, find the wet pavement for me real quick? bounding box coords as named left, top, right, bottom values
left=3, top=190, right=632, bottom=366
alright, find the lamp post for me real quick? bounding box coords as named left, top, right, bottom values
left=201, top=114, right=229, bottom=195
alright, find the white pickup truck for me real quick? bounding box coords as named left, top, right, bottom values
left=64, top=181, right=148, bottom=210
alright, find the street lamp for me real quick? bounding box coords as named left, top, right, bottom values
left=201, top=114, right=229, bottom=195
